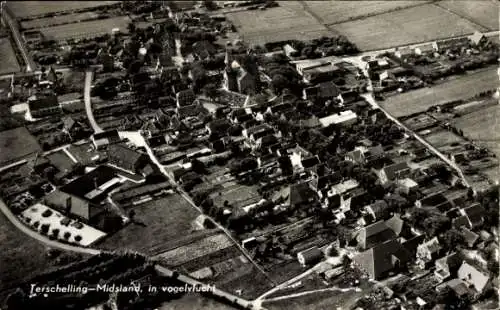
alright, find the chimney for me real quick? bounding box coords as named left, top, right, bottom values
left=93, top=177, right=98, bottom=189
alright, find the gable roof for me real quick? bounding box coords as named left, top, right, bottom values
left=108, top=144, right=147, bottom=171
left=385, top=214, right=404, bottom=236
left=458, top=262, right=490, bottom=293
left=469, top=31, right=485, bottom=45
left=463, top=203, right=485, bottom=227
left=418, top=236, right=442, bottom=254
left=355, top=220, right=397, bottom=250
left=353, top=239, right=412, bottom=279
left=382, top=161, right=410, bottom=180
left=29, top=95, right=59, bottom=111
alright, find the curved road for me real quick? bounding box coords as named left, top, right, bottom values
left=84, top=70, right=103, bottom=133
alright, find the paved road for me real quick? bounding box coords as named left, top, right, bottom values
left=84, top=70, right=103, bottom=133
left=0, top=3, right=36, bottom=72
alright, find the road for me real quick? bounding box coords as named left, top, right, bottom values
left=84, top=70, right=103, bottom=133
left=0, top=3, right=36, bottom=72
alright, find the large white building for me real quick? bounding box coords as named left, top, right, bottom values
left=319, top=110, right=357, bottom=128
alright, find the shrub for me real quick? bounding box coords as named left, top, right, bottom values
left=74, top=235, right=82, bottom=242
left=42, top=209, right=53, bottom=217
left=33, top=221, right=40, bottom=228
left=63, top=232, right=71, bottom=240
left=73, top=222, right=83, bottom=229
left=40, top=224, right=50, bottom=234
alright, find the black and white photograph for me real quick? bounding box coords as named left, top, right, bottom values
left=0, top=1, right=498, bottom=309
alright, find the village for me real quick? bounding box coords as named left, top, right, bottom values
left=0, top=1, right=498, bottom=310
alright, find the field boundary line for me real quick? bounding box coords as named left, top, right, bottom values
left=433, top=2, right=492, bottom=32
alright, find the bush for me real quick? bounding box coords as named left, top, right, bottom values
left=42, top=209, right=53, bottom=217
left=74, top=235, right=82, bottom=242
left=63, top=232, right=71, bottom=240
left=33, top=221, right=40, bottom=228
left=40, top=223, right=50, bottom=234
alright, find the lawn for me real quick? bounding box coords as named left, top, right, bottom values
left=0, top=127, right=41, bottom=167
left=20, top=12, right=99, bottom=30
left=436, top=0, right=499, bottom=31
left=216, top=265, right=274, bottom=300
left=454, top=104, right=500, bottom=162
left=7, top=1, right=119, bottom=18
left=424, top=129, right=464, bottom=149
left=305, top=0, right=430, bottom=25
left=226, top=2, right=331, bottom=46
left=380, top=68, right=499, bottom=117
left=46, top=151, right=75, bottom=172
left=39, top=16, right=132, bottom=41
left=333, top=4, right=485, bottom=51
left=97, top=194, right=217, bottom=255
left=0, top=38, right=20, bottom=75
left=0, top=203, right=85, bottom=297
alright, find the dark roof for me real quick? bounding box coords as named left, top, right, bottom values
left=382, top=161, right=410, bottom=180
left=298, top=246, right=323, bottom=265
left=301, top=156, right=320, bottom=169
left=192, top=40, right=216, bottom=58
left=420, top=192, right=449, bottom=208
left=60, top=165, right=117, bottom=203
left=317, top=81, right=340, bottom=98
left=259, top=134, right=279, bottom=147
left=353, top=239, right=412, bottom=279
left=355, top=220, right=397, bottom=250
left=108, top=144, right=147, bottom=171
left=463, top=203, right=485, bottom=227
left=207, top=119, right=231, bottom=134
left=93, top=129, right=120, bottom=141
left=402, top=234, right=426, bottom=256
left=268, top=102, right=293, bottom=114
left=29, top=95, right=59, bottom=111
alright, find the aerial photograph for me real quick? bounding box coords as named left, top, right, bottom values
left=0, top=0, right=498, bottom=309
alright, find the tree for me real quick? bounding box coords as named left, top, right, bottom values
left=191, top=159, right=206, bottom=175
left=271, top=74, right=289, bottom=94
left=278, top=155, right=293, bottom=176
left=202, top=83, right=218, bottom=102
left=441, top=228, right=465, bottom=252
left=4, top=288, right=27, bottom=309
left=487, top=260, right=499, bottom=277
left=422, top=214, right=450, bottom=237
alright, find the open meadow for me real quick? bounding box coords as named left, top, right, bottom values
left=332, top=4, right=485, bottom=51
left=20, top=12, right=99, bottom=30
left=380, top=68, right=499, bottom=117
left=97, top=194, right=219, bottom=255
left=7, top=1, right=119, bottom=18
left=436, top=0, right=499, bottom=31
left=454, top=104, right=500, bottom=161
left=305, top=0, right=431, bottom=25
left=0, top=38, right=20, bottom=75
left=226, top=2, right=331, bottom=46
left=39, top=16, right=131, bottom=41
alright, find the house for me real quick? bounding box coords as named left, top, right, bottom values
left=107, top=144, right=150, bottom=175
left=460, top=203, right=485, bottom=229
left=44, top=189, right=103, bottom=223
left=377, top=162, right=411, bottom=184
left=302, top=63, right=344, bottom=83
left=266, top=102, right=294, bottom=115
left=434, top=252, right=463, bottom=282
left=432, top=37, right=470, bottom=52
left=91, top=130, right=121, bottom=149
left=416, top=192, right=453, bottom=212
left=272, top=182, right=317, bottom=208
left=365, top=58, right=390, bottom=70
left=396, top=178, right=418, bottom=194
left=228, top=108, right=253, bottom=124
left=62, top=116, right=83, bottom=137
left=365, top=200, right=390, bottom=221
left=353, top=239, right=412, bottom=279
left=176, top=89, right=196, bottom=108
left=28, top=95, right=61, bottom=118
left=254, top=134, right=279, bottom=151
left=22, top=30, right=43, bottom=44
left=302, top=81, right=340, bottom=101
left=457, top=262, right=491, bottom=295
left=461, top=227, right=480, bottom=248
left=206, top=119, right=231, bottom=136
left=223, top=50, right=258, bottom=94
left=243, top=123, right=274, bottom=140
left=395, top=47, right=413, bottom=59
left=319, top=110, right=357, bottom=128
left=297, top=246, right=323, bottom=267
left=416, top=237, right=443, bottom=268
left=414, top=43, right=436, bottom=56
left=192, top=40, right=216, bottom=60
left=469, top=31, right=487, bottom=46
left=283, top=44, right=298, bottom=58
left=353, top=220, right=398, bottom=250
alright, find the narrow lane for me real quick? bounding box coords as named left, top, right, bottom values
left=84, top=70, right=104, bottom=133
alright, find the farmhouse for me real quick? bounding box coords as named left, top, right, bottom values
left=353, top=239, right=412, bottom=280
left=432, top=37, right=469, bottom=52
left=107, top=144, right=150, bottom=176
left=414, top=43, right=436, bottom=56
left=297, top=246, right=323, bottom=267
left=395, top=47, right=413, bottom=59
left=91, top=130, right=121, bottom=149
left=319, top=110, right=357, bottom=128
left=28, top=95, right=61, bottom=118
left=469, top=31, right=487, bottom=46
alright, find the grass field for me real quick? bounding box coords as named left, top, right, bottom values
left=454, top=104, right=500, bottom=161
left=0, top=127, right=41, bottom=167
left=305, top=0, right=430, bottom=25
left=20, top=12, right=99, bottom=30
left=425, top=129, right=464, bottom=149
left=0, top=206, right=85, bottom=295
left=39, top=16, right=131, bottom=41
left=226, top=2, right=331, bottom=46
left=333, top=4, right=485, bottom=51
left=7, top=1, right=119, bottom=18
left=436, top=0, right=499, bottom=31
left=380, top=68, right=499, bottom=117
left=0, top=38, right=20, bottom=75
left=97, top=194, right=216, bottom=255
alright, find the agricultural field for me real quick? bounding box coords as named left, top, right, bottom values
left=304, top=0, right=430, bottom=25
left=226, top=2, right=331, bottom=46
left=333, top=4, right=484, bottom=51
left=436, top=0, right=499, bottom=31
left=380, top=68, right=499, bottom=117
left=39, top=16, right=131, bottom=41
left=424, top=129, right=464, bottom=150
left=0, top=38, right=20, bottom=75
left=7, top=1, right=120, bottom=18
left=20, top=12, right=100, bottom=30
left=97, top=194, right=218, bottom=255
left=0, top=127, right=41, bottom=167
left=454, top=104, right=500, bottom=163
left=0, top=204, right=85, bottom=297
